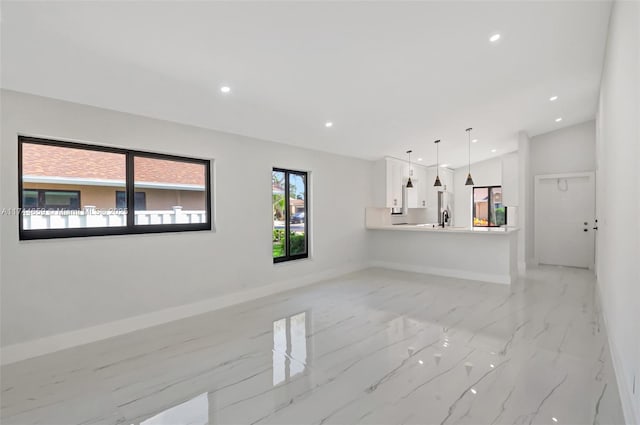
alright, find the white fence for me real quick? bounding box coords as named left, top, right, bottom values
left=23, top=206, right=207, bottom=230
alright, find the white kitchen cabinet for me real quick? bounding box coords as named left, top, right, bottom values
left=387, top=159, right=405, bottom=208
left=372, top=157, right=404, bottom=208
left=413, top=165, right=428, bottom=208
left=372, top=157, right=427, bottom=209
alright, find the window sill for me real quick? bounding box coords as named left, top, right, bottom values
left=273, top=256, right=312, bottom=266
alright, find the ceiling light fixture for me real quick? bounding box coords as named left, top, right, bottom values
left=325, top=121, right=333, bottom=128
left=406, top=150, right=414, bottom=188
left=550, top=95, right=558, bottom=101
left=433, top=140, right=442, bottom=187
left=472, top=139, right=478, bottom=143
left=220, top=86, right=231, bottom=94
left=489, top=33, right=501, bottom=42
left=470, top=388, right=477, bottom=394
left=441, top=164, right=449, bottom=168
left=465, top=128, right=475, bottom=186
left=417, top=158, right=423, bottom=162
left=491, top=149, right=497, bottom=153
left=555, top=117, right=563, bottom=122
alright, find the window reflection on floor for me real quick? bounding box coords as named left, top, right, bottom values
left=139, top=392, right=208, bottom=425
left=273, top=312, right=308, bottom=386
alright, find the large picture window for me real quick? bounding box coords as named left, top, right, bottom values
left=19, top=136, right=211, bottom=240
left=473, top=186, right=506, bottom=227
left=272, top=168, right=308, bottom=263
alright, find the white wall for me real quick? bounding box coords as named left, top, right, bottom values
left=531, top=120, right=596, bottom=177
left=0, top=90, right=373, bottom=348
left=595, top=1, right=640, bottom=423
left=528, top=120, right=597, bottom=266
left=452, top=156, right=503, bottom=227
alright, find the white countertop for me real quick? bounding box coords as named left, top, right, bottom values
left=367, top=224, right=519, bottom=235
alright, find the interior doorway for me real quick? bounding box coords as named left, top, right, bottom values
left=534, top=172, right=596, bottom=268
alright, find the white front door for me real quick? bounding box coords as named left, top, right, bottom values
left=535, top=173, right=595, bottom=268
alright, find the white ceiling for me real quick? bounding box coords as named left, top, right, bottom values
left=1, top=1, right=611, bottom=167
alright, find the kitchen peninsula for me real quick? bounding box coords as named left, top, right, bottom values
left=366, top=209, right=518, bottom=284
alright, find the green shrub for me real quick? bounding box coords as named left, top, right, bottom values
left=290, top=233, right=306, bottom=255
left=272, top=240, right=285, bottom=257
left=495, top=207, right=506, bottom=226
left=273, top=228, right=285, bottom=242
left=272, top=232, right=306, bottom=257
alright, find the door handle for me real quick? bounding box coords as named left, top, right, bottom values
left=593, top=227, right=598, bottom=230
left=584, top=229, right=588, bottom=232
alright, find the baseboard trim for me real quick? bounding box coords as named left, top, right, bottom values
left=1, top=262, right=367, bottom=366
left=368, top=260, right=512, bottom=285
left=596, top=282, right=640, bottom=425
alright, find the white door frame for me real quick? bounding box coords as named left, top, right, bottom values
left=534, top=171, right=596, bottom=268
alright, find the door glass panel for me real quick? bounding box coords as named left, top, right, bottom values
left=491, top=187, right=505, bottom=226
left=473, top=187, right=489, bottom=226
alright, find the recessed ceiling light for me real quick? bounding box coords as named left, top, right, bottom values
left=552, top=418, right=558, bottom=423
left=490, top=364, right=495, bottom=368
left=491, top=149, right=497, bottom=153
left=441, top=164, right=449, bottom=168
left=489, top=33, right=501, bottom=42
left=555, top=117, right=563, bottom=122
left=418, top=360, right=424, bottom=365
left=417, top=158, right=423, bottom=161
left=470, top=388, right=477, bottom=394
left=472, top=139, right=478, bottom=143
left=549, top=95, right=558, bottom=101
left=325, top=121, right=333, bottom=128
left=220, top=86, right=231, bottom=94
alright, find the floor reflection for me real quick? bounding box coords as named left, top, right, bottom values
left=273, top=311, right=308, bottom=386
left=138, top=392, right=208, bottom=425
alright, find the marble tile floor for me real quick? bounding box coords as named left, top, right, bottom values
left=0, top=266, right=625, bottom=425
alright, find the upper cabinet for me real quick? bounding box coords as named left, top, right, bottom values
left=373, top=157, right=427, bottom=208
left=386, top=158, right=405, bottom=208
left=413, top=165, right=428, bottom=208
left=372, top=158, right=456, bottom=211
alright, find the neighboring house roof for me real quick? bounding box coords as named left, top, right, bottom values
left=23, top=143, right=206, bottom=187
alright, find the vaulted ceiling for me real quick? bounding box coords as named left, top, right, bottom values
left=1, top=1, right=612, bottom=167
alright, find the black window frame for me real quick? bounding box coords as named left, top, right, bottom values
left=18, top=136, right=212, bottom=240
left=273, top=168, right=309, bottom=263
left=472, top=185, right=507, bottom=228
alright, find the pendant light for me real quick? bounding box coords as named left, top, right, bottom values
left=433, top=140, right=442, bottom=187
left=465, top=128, right=475, bottom=186
left=406, top=150, right=414, bottom=188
